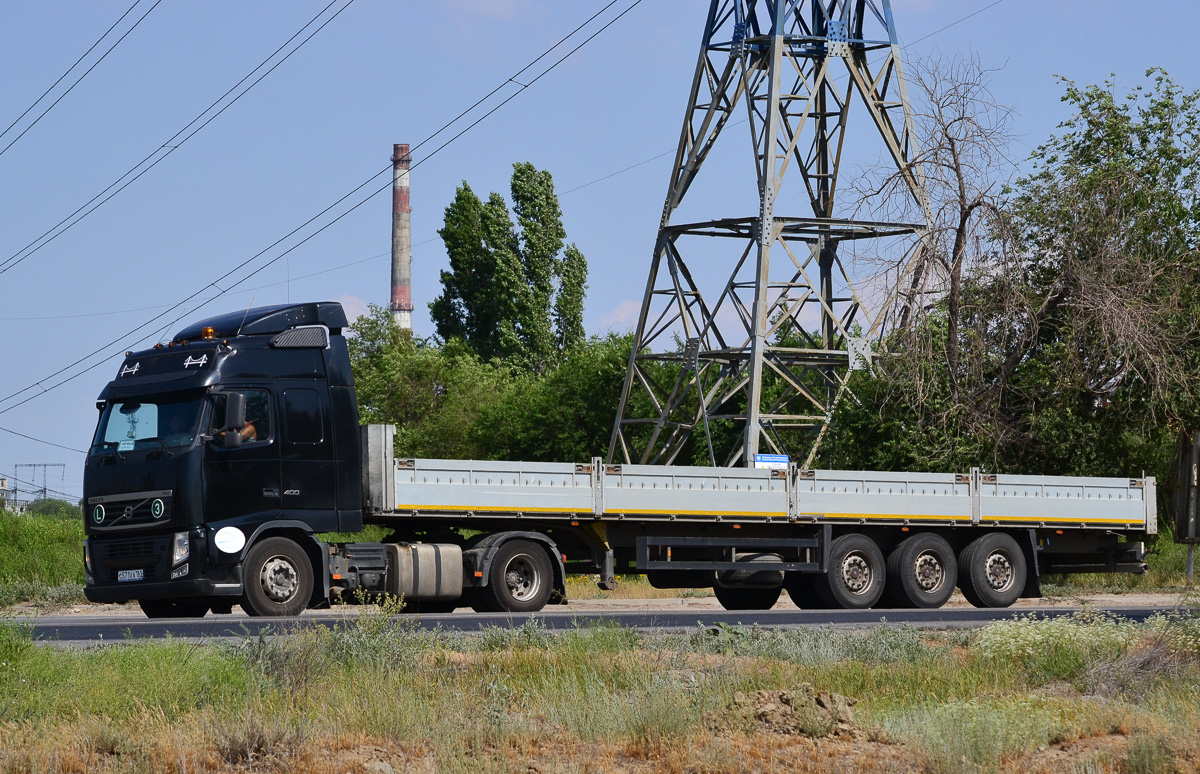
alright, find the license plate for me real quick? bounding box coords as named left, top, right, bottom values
left=117, top=569, right=144, bottom=582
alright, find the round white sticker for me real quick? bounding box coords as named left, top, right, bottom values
left=214, top=527, right=246, bottom=554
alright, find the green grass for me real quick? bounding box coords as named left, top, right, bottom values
left=1042, top=535, right=1192, bottom=595
left=0, top=512, right=85, bottom=609
left=1, top=609, right=1198, bottom=771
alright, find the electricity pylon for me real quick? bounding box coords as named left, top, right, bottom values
left=609, top=0, right=930, bottom=468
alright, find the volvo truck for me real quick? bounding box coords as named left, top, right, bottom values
left=82, top=302, right=1155, bottom=617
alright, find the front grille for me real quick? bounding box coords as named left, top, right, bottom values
left=91, top=496, right=173, bottom=529
left=94, top=535, right=171, bottom=585
left=102, top=540, right=156, bottom=561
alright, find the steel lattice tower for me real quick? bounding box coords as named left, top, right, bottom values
left=609, top=0, right=930, bottom=469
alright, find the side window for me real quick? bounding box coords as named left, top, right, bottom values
left=283, top=388, right=323, bottom=444
left=209, top=390, right=272, bottom=445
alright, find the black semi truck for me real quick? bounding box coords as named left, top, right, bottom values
left=83, top=302, right=1154, bottom=617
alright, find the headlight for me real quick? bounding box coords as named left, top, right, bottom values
left=172, top=531, right=190, bottom=565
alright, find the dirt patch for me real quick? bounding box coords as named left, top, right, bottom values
left=709, top=684, right=860, bottom=739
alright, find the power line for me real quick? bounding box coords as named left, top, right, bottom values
left=0, top=0, right=354, bottom=277
left=0, top=425, right=86, bottom=455
left=0, top=0, right=144, bottom=144
left=0, top=0, right=164, bottom=160
left=6, top=472, right=78, bottom=503
left=903, top=0, right=1009, bottom=48
left=0, top=0, right=645, bottom=418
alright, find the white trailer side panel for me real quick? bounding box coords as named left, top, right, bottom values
left=602, top=464, right=788, bottom=519
left=794, top=470, right=971, bottom=522
left=393, top=459, right=592, bottom=516
left=381, top=447, right=1152, bottom=532
left=979, top=474, right=1148, bottom=529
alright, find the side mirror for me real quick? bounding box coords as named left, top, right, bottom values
left=224, top=392, right=247, bottom=432
left=223, top=430, right=243, bottom=449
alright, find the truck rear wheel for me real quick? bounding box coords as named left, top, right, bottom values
left=958, top=533, right=1026, bottom=608
left=479, top=540, right=553, bottom=613
left=813, top=533, right=885, bottom=609
left=884, top=533, right=957, bottom=608
left=713, top=584, right=781, bottom=610
left=138, top=598, right=209, bottom=618
left=241, top=537, right=314, bottom=617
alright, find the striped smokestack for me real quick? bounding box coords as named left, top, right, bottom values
left=390, top=143, right=413, bottom=330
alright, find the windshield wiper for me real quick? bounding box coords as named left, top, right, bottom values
left=142, top=437, right=174, bottom=458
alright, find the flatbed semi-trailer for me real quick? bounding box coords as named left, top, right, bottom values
left=81, top=302, right=1154, bottom=618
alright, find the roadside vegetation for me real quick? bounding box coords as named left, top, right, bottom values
left=0, top=505, right=85, bottom=608
left=1, top=608, right=1198, bottom=772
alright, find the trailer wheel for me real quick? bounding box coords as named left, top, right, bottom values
left=241, top=537, right=314, bottom=617
left=958, top=533, right=1026, bottom=608
left=783, top=573, right=829, bottom=609
left=138, top=598, right=209, bottom=618
left=813, top=534, right=885, bottom=609
left=479, top=540, right=553, bottom=613
left=884, top=533, right=957, bottom=608
left=713, top=584, right=781, bottom=610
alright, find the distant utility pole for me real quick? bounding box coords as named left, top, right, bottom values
left=15, top=463, right=66, bottom=500
left=390, top=143, right=414, bottom=331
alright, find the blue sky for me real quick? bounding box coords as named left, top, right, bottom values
left=0, top=0, right=1196, bottom=500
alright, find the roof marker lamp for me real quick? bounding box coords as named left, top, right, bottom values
left=202, top=326, right=216, bottom=340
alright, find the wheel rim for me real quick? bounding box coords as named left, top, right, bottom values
left=840, top=551, right=873, bottom=595
left=912, top=550, right=945, bottom=594
left=260, top=555, right=299, bottom=602
left=983, top=551, right=1014, bottom=593
left=502, top=555, right=541, bottom=602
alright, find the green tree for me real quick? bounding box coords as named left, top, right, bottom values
left=820, top=69, right=1200, bottom=483
left=430, top=162, right=588, bottom=371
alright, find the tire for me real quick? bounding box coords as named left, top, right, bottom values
left=958, top=532, right=1026, bottom=608
left=813, top=533, right=886, bottom=609
left=883, top=533, right=957, bottom=609
left=241, top=537, right=315, bottom=617
left=479, top=540, right=553, bottom=613
left=713, top=584, right=781, bottom=611
left=138, top=597, right=209, bottom=618
left=784, top=573, right=835, bottom=609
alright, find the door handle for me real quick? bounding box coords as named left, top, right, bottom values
left=263, top=488, right=280, bottom=498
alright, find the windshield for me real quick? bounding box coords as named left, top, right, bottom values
left=91, top=395, right=204, bottom=454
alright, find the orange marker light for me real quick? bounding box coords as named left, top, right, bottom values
left=201, top=326, right=216, bottom=339
left=332, top=573, right=342, bottom=580
left=474, top=571, right=483, bottom=578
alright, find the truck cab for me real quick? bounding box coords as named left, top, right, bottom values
left=83, top=302, right=363, bottom=616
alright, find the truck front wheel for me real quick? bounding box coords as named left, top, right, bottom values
left=139, top=598, right=209, bottom=618
left=478, top=540, right=553, bottom=613
left=241, top=537, right=314, bottom=617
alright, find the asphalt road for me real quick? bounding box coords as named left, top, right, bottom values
left=20, top=603, right=1191, bottom=646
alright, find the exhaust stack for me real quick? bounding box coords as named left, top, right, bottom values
left=390, top=143, right=413, bottom=330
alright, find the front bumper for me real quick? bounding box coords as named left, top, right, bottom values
left=85, top=528, right=242, bottom=602
left=84, top=573, right=243, bottom=603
